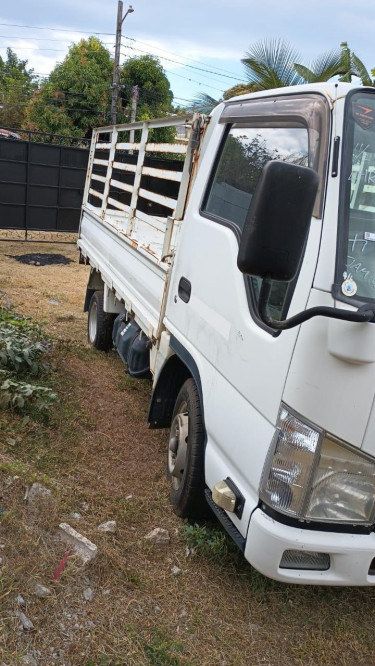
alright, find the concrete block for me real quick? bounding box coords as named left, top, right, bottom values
left=58, top=523, right=97, bottom=563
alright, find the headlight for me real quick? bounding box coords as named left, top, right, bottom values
left=259, top=406, right=375, bottom=525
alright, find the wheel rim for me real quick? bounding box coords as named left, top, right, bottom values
left=168, top=401, right=188, bottom=490
left=88, top=301, right=98, bottom=343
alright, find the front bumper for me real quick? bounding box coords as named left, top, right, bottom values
left=245, top=508, right=375, bottom=585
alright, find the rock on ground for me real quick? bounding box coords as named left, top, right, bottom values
left=26, top=483, right=51, bottom=504
left=17, top=612, right=34, bottom=631
left=97, top=520, right=116, bottom=533
left=32, top=583, right=51, bottom=598
left=144, top=528, right=170, bottom=546
left=83, top=587, right=95, bottom=602
left=58, top=523, right=97, bottom=563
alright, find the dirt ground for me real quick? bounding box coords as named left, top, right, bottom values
left=1, top=239, right=375, bottom=666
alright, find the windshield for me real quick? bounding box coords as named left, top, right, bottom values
left=338, top=91, right=375, bottom=302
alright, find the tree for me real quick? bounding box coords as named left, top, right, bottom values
left=25, top=37, right=112, bottom=139
left=336, top=42, right=373, bottom=85
left=295, top=43, right=373, bottom=85
left=294, top=49, right=342, bottom=83
left=187, top=93, right=221, bottom=114
left=0, top=48, right=37, bottom=128
left=242, top=39, right=303, bottom=90
left=223, top=83, right=256, bottom=100
left=119, top=55, right=173, bottom=121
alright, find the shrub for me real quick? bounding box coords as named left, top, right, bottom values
left=0, top=308, right=57, bottom=410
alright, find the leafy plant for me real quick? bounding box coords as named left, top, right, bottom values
left=144, top=628, right=184, bottom=666
left=0, top=308, right=57, bottom=411
left=182, top=521, right=239, bottom=561
left=0, top=308, right=48, bottom=375
left=0, top=370, right=57, bottom=410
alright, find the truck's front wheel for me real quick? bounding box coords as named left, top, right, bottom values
left=167, top=378, right=207, bottom=518
left=87, top=291, right=115, bottom=351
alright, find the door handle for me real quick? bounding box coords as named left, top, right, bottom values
left=178, top=277, right=191, bottom=303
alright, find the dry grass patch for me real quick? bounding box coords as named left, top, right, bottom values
left=1, top=242, right=375, bottom=665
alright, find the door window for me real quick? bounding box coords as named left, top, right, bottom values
left=202, top=124, right=309, bottom=321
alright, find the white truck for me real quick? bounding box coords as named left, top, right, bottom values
left=78, top=82, right=375, bottom=585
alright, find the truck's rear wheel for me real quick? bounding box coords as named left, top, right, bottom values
left=87, top=291, right=115, bottom=351
left=167, top=378, right=207, bottom=518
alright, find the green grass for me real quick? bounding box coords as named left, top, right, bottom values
left=144, top=628, right=186, bottom=666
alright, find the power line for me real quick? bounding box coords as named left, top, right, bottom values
left=0, top=22, right=115, bottom=36
left=0, top=45, right=115, bottom=52
left=122, top=37, right=243, bottom=82
left=0, top=35, right=114, bottom=44
left=163, top=68, right=224, bottom=93
left=0, top=20, right=243, bottom=79
left=120, top=51, right=224, bottom=93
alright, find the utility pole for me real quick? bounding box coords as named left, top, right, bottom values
left=129, top=85, right=139, bottom=145
left=110, top=1, right=134, bottom=126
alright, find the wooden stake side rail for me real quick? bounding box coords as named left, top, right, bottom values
left=81, top=113, right=203, bottom=262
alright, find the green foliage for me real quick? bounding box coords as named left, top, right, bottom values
left=0, top=371, right=57, bottom=410
left=25, top=37, right=113, bottom=139
left=119, top=55, right=173, bottom=121
left=187, top=92, right=220, bottom=114
left=119, top=55, right=176, bottom=143
left=296, top=43, right=373, bottom=85
left=144, top=628, right=184, bottom=666
left=0, top=48, right=37, bottom=128
left=337, top=42, right=373, bottom=85
left=0, top=309, right=47, bottom=375
left=223, top=83, right=256, bottom=100
left=242, top=39, right=303, bottom=90
left=294, top=48, right=343, bottom=83
left=182, top=522, right=239, bottom=561
left=0, top=308, right=57, bottom=410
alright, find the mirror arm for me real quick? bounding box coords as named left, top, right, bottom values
left=258, top=277, right=375, bottom=331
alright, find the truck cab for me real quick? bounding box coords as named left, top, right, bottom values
left=79, top=82, right=375, bottom=585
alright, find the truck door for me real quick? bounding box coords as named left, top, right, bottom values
left=165, top=94, right=330, bottom=537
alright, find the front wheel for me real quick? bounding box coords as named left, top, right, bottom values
left=167, top=378, right=207, bottom=518
left=87, top=291, right=115, bottom=351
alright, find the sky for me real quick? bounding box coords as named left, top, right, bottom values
left=0, top=0, right=373, bottom=107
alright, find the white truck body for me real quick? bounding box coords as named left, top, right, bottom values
left=79, top=83, right=375, bottom=585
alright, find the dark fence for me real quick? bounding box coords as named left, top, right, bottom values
left=0, top=129, right=89, bottom=239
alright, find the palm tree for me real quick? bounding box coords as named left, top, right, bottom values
left=337, top=42, right=372, bottom=85
left=241, top=39, right=303, bottom=90
left=187, top=92, right=221, bottom=114
left=186, top=40, right=373, bottom=115
left=294, top=49, right=342, bottom=83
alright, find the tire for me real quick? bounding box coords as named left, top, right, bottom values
left=87, top=291, right=115, bottom=351
left=167, top=378, right=207, bottom=518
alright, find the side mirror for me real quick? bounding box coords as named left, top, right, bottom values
left=237, top=160, right=319, bottom=282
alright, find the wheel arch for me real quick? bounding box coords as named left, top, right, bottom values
left=148, top=335, right=204, bottom=430
left=84, top=269, right=104, bottom=312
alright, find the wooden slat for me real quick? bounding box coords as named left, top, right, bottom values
left=89, top=188, right=104, bottom=200
left=93, top=158, right=109, bottom=167
left=91, top=173, right=106, bottom=183
left=139, top=187, right=177, bottom=210
left=135, top=209, right=166, bottom=232
left=116, top=142, right=140, bottom=150
left=112, top=161, right=137, bottom=173
left=107, top=197, right=130, bottom=212
left=110, top=178, right=133, bottom=194
left=145, top=143, right=188, bottom=154
left=142, top=166, right=182, bottom=182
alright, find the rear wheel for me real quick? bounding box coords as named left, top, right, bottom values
left=87, top=291, right=115, bottom=351
left=167, top=378, right=207, bottom=518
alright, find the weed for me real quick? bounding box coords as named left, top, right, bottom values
left=182, top=521, right=240, bottom=564
left=144, top=628, right=185, bottom=666
left=0, top=307, right=57, bottom=411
